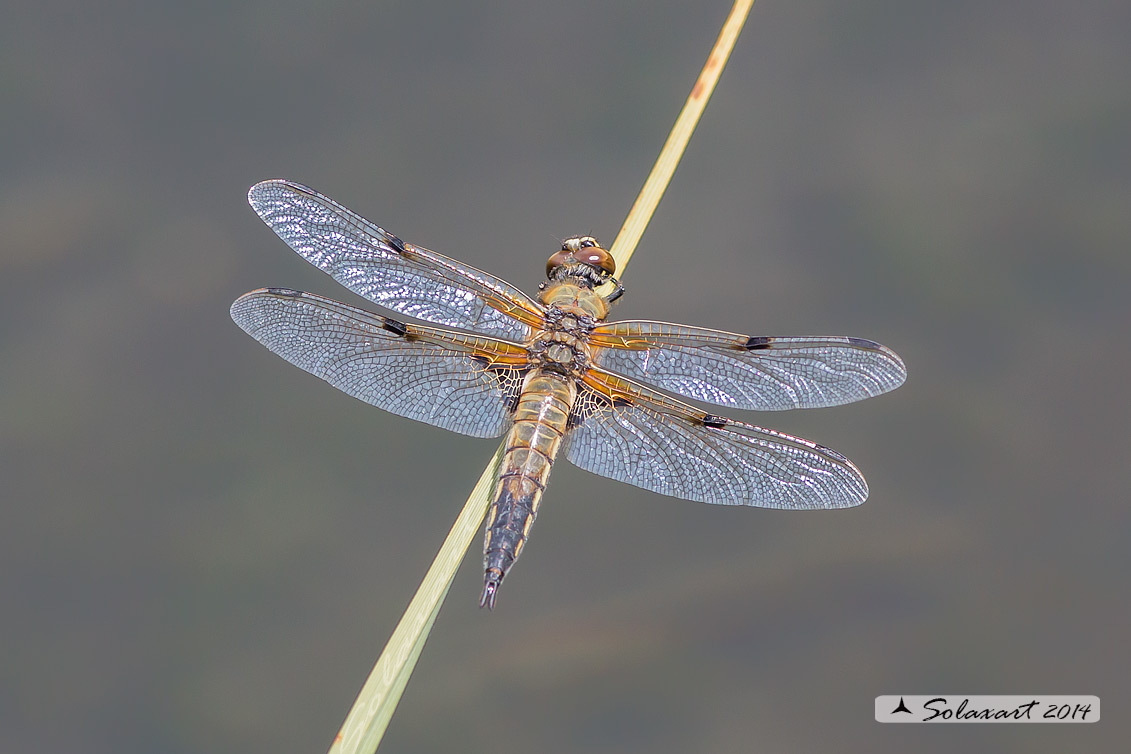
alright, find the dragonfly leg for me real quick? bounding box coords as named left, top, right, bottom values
left=604, top=277, right=625, bottom=303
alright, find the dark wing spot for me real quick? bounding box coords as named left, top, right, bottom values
left=266, top=287, right=304, bottom=297
left=491, top=367, right=525, bottom=412
left=568, top=385, right=621, bottom=429
left=384, top=231, right=407, bottom=254
left=744, top=336, right=772, bottom=350
left=464, top=361, right=523, bottom=411
left=701, top=414, right=728, bottom=429
left=382, top=317, right=409, bottom=337
left=846, top=336, right=883, bottom=350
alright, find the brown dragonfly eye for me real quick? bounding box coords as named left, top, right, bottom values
left=546, top=248, right=573, bottom=278
left=546, top=240, right=617, bottom=279
left=581, top=246, right=616, bottom=276
left=542, top=248, right=615, bottom=281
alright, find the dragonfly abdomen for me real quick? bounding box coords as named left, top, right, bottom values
left=481, top=370, right=577, bottom=609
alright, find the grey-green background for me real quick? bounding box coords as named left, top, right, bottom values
left=3, top=1, right=1127, bottom=752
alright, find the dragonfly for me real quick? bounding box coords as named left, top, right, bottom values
left=231, top=180, right=906, bottom=608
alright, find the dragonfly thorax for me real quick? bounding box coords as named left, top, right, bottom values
left=538, top=272, right=612, bottom=320
left=530, top=336, right=587, bottom=375
left=529, top=307, right=597, bottom=375
left=546, top=343, right=575, bottom=366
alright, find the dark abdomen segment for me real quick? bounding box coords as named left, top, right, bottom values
left=481, top=370, right=577, bottom=608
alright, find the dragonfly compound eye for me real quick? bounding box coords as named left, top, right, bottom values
left=546, top=241, right=616, bottom=279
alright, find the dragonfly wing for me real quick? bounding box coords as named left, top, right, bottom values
left=590, top=321, right=906, bottom=411
left=248, top=180, right=545, bottom=341
left=231, top=288, right=528, bottom=438
left=565, top=368, right=868, bottom=508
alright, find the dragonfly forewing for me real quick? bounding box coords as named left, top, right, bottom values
left=248, top=180, right=545, bottom=341
left=590, top=321, right=906, bottom=411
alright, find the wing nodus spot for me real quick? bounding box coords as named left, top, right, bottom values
left=702, top=414, right=728, bottom=429
left=744, top=336, right=772, bottom=350
left=382, top=317, right=410, bottom=337
left=384, top=231, right=407, bottom=254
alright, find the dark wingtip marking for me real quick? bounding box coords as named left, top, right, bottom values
left=744, top=336, right=772, bottom=350
left=572, top=395, right=633, bottom=431
left=265, top=287, right=304, bottom=297
left=382, top=317, right=409, bottom=337
left=702, top=414, right=728, bottom=429
left=846, top=336, right=882, bottom=350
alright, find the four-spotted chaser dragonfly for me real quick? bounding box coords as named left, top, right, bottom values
left=231, top=180, right=906, bottom=608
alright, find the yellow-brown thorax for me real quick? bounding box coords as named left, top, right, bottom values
left=538, top=280, right=610, bottom=322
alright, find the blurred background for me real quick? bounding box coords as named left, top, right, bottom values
left=2, top=0, right=1127, bottom=752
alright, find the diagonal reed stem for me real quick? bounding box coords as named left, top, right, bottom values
left=326, top=3, right=754, bottom=752
left=606, top=0, right=754, bottom=279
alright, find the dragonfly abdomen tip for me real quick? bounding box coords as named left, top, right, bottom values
left=479, top=578, right=500, bottom=610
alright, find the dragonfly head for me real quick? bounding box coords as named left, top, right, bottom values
left=547, top=236, right=616, bottom=288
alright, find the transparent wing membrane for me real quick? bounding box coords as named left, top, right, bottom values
left=566, top=369, right=868, bottom=508
left=248, top=180, right=544, bottom=341
left=591, top=321, right=906, bottom=411
left=231, top=289, right=525, bottom=438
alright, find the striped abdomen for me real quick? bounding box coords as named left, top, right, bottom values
left=481, top=369, right=577, bottom=608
